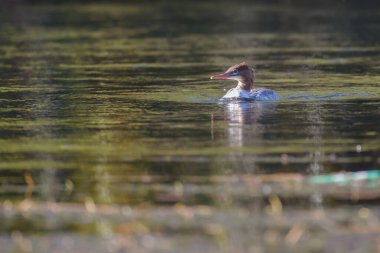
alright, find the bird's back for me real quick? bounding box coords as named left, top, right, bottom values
left=221, top=87, right=280, bottom=101
left=250, top=88, right=280, bottom=101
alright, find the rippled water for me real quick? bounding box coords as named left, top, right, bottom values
left=0, top=1, right=380, bottom=252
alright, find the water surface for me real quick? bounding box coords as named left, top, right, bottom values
left=0, top=1, right=380, bottom=252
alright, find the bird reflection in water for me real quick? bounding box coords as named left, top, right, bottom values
left=212, top=100, right=326, bottom=209
left=212, top=99, right=278, bottom=173
left=222, top=100, right=277, bottom=147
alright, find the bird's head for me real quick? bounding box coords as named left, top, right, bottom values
left=210, top=62, right=254, bottom=90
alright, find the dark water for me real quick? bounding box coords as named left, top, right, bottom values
left=0, top=1, right=380, bottom=252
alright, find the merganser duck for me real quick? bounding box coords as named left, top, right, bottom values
left=210, top=62, right=280, bottom=101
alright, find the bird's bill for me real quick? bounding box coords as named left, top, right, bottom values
left=210, top=73, right=230, bottom=79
